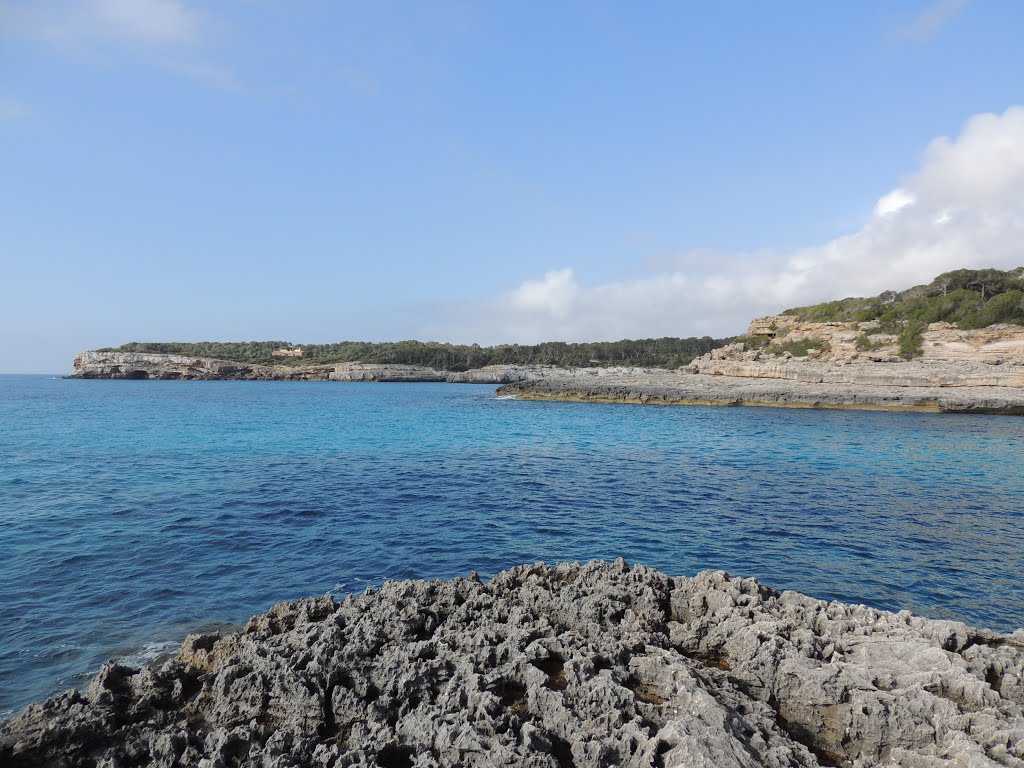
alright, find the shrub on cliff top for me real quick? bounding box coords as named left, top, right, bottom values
left=898, top=321, right=926, bottom=359
left=767, top=338, right=831, bottom=358
left=782, top=267, right=1024, bottom=329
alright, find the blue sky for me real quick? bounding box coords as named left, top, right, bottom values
left=2, top=0, right=1023, bottom=372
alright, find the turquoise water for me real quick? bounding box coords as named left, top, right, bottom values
left=1, top=375, right=1023, bottom=716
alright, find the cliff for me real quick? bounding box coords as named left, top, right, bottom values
left=707, top=316, right=1024, bottom=370
left=73, top=318, right=1024, bottom=413
left=498, top=320, right=1024, bottom=414
left=3, top=561, right=1022, bottom=767
left=70, top=351, right=667, bottom=384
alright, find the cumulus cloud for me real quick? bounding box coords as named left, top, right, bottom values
left=504, top=268, right=579, bottom=319
left=433, top=106, right=1024, bottom=343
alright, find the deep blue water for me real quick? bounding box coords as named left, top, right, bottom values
left=1, top=374, right=1023, bottom=717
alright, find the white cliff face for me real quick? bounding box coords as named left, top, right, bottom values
left=688, top=318, right=1024, bottom=388
left=2, top=561, right=1022, bottom=767
left=71, top=352, right=671, bottom=383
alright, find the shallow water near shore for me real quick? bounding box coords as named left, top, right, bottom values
left=1, top=374, right=1023, bottom=717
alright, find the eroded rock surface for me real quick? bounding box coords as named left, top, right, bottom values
left=70, top=352, right=666, bottom=384
left=498, top=374, right=1024, bottom=414
left=738, top=316, right=1024, bottom=367
left=2, top=561, right=1022, bottom=767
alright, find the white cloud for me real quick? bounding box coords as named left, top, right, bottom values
left=4, top=0, right=240, bottom=90
left=0, top=0, right=229, bottom=87
left=89, top=0, right=199, bottom=46
left=432, top=106, right=1024, bottom=343
left=0, top=0, right=201, bottom=48
left=873, top=188, right=914, bottom=217
left=504, top=268, right=578, bottom=319
left=900, top=0, right=968, bottom=43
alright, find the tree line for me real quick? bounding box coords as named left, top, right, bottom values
left=781, top=267, right=1024, bottom=330
left=103, top=336, right=730, bottom=371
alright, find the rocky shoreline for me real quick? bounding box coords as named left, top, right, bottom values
left=2, top=561, right=1022, bottom=767
left=71, top=317, right=1024, bottom=414
left=71, top=350, right=1024, bottom=414
left=492, top=319, right=1024, bottom=415
left=496, top=371, right=1024, bottom=414
left=70, top=351, right=662, bottom=385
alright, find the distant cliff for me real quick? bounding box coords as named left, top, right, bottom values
left=71, top=351, right=668, bottom=384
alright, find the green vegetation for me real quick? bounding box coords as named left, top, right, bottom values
left=854, top=333, right=886, bottom=352
left=767, top=338, right=830, bottom=358
left=898, top=321, right=926, bottom=359
left=104, top=337, right=731, bottom=371
left=782, top=267, right=1024, bottom=329
left=744, top=335, right=772, bottom=350
left=103, top=268, right=1024, bottom=369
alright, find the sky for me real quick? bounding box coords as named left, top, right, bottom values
left=1, top=1, right=1024, bottom=373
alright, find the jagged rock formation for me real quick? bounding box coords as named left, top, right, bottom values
left=2, top=561, right=1022, bottom=767
left=70, top=352, right=664, bottom=384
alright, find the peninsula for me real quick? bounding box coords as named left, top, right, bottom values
left=71, top=337, right=722, bottom=381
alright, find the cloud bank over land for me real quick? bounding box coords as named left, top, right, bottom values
left=437, top=106, right=1024, bottom=343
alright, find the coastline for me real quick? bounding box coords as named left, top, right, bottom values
left=3, top=560, right=1022, bottom=767
left=496, top=373, right=1024, bottom=415
left=69, top=351, right=667, bottom=384
left=69, top=346, right=1024, bottom=414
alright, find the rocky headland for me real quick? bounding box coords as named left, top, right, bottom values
left=70, top=351, right=662, bottom=385
left=498, top=319, right=1024, bottom=414
left=2, top=561, right=1022, bottom=767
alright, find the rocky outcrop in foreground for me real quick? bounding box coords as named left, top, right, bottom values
left=3, top=561, right=1022, bottom=767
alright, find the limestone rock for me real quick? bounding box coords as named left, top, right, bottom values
left=707, top=320, right=1024, bottom=378
left=70, top=352, right=667, bottom=385
left=2, top=561, right=1022, bottom=767
left=687, top=359, right=1024, bottom=389
left=498, top=374, right=1024, bottom=414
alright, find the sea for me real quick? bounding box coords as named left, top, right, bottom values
left=1, top=374, right=1023, bottom=717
